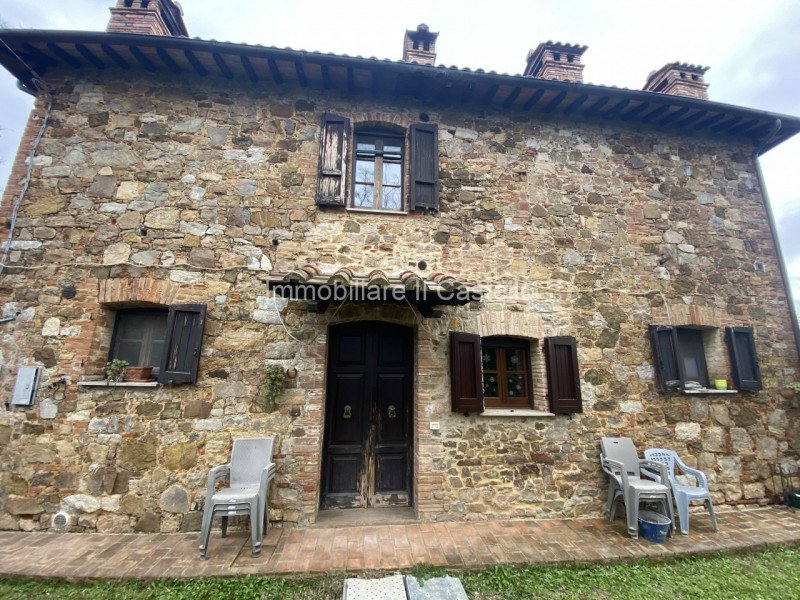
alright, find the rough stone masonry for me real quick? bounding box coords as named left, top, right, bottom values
left=0, top=66, right=798, bottom=533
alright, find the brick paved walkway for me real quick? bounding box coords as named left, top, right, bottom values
left=0, top=507, right=798, bottom=580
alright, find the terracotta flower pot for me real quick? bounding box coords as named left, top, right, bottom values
left=124, top=366, right=154, bottom=382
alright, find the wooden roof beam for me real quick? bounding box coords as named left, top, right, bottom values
left=240, top=55, right=258, bottom=83
left=46, top=42, right=80, bottom=68
left=212, top=52, right=234, bottom=79
left=694, top=113, right=725, bottom=131
left=481, top=84, right=499, bottom=105
left=129, top=46, right=156, bottom=72
left=640, top=104, right=670, bottom=123
left=100, top=44, right=129, bottom=69
left=602, top=99, right=630, bottom=119
left=20, top=43, right=57, bottom=68
left=711, top=116, right=742, bottom=133
left=583, top=96, right=609, bottom=117
left=563, top=93, right=589, bottom=116
left=74, top=44, right=104, bottom=69
left=321, top=64, right=332, bottom=89
left=727, top=118, right=759, bottom=136
left=658, top=106, right=689, bottom=126
left=268, top=58, right=283, bottom=84
left=295, top=61, right=308, bottom=87
left=522, top=88, right=545, bottom=111
left=502, top=87, right=522, bottom=110
left=543, top=90, right=567, bottom=113
left=184, top=49, right=208, bottom=76
left=156, top=48, right=182, bottom=74
left=620, top=101, right=650, bottom=121
left=675, top=110, right=707, bottom=128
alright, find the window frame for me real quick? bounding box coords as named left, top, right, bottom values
left=351, top=129, right=405, bottom=212
left=108, top=307, right=169, bottom=372
left=480, top=337, right=534, bottom=409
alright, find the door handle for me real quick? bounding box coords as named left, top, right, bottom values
left=387, top=405, right=397, bottom=419
left=343, top=405, right=352, bottom=419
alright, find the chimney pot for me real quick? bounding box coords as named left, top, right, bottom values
left=524, top=41, right=587, bottom=82
left=643, top=62, right=709, bottom=100
left=402, top=23, right=439, bottom=66
left=107, top=0, right=188, bottom=37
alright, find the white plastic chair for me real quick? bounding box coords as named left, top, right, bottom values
left=198, top=437, right=276, bottom=559
left=644, top=448, right=718, bottom=535
left=600, top=437, right=675, bottom=539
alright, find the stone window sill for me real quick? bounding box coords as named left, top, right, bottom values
left=481, top=408, right=556, bottom=418
left=346, top=207, right=409, bottom=216
left=681, top=389, right=738, bottom=395
left=78, top=380, right=159, bottom=388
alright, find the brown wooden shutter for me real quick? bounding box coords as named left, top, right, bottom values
left=450, top=332, right=484, bottom=413
left=544, top=336, right=582, bottom=413
left=316, top=113, right=350, bottom=207
left=158, top=304, right=206, bottom=385
left=725, top=326, right=762, bottom=391
left=409, top=123, right=439, bottom=211
left=649, top=325, right=683, bottom=391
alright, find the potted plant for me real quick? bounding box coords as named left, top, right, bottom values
left=105, top=359, right=129, bottom=382
left=124, top=365, right=154, bottom=382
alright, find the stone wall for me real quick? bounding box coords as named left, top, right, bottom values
left=0, top=71, right=798, bottom=532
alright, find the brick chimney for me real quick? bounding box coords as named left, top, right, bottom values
left=402, top=24, right=438, bottom=66
left=524, top=41, right=587, bottom=83
left=107, top=0, right=188, bottom=37
left=643, top=63, right=709, bottom=100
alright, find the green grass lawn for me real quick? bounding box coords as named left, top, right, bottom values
left=0, top=545, right=797, bottom=599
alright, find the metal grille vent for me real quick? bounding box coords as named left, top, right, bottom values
left=52, top=512, right=71, bottom=529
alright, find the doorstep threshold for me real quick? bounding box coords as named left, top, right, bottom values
left=313, top=507, right=417, bottom=528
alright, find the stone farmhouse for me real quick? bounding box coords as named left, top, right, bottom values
left=0, top=0, right=798, bottom=533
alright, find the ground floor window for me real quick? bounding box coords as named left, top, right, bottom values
left=481, top=337, right=532, bottom=408
left=110, top=308, right=168, bottom=373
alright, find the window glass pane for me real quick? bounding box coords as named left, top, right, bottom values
left=356, top=140, right=376, bottom=152
left=355, top=159, right=375, bottom=184
left=483, top=374, right=498, bottom=397
left=383, top=162, right=401, bottom=186
left=116, top=341, right=143, bottom=366
left=354, top=184, right=374, bottom=208
left=117, top=317, right=148, bottom=343
left=382, top=186, right=401, bottom=210
left=683, top=357, right=700, bottom=380
left=383, top=142, right=402, bottom=154
left=481, top=347, right=497, bottom=370
left=505, top=348, right=525, bottom=371
left=150, top=340, right=165, bottom=370
left=507, top=374, right=526, bottom=397
left=112, top=310, right=168, bottom=368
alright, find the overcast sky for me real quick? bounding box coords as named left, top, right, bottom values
left=1, top=0, right=799, bottom=312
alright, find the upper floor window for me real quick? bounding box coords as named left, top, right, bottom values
left=316, top=114, right=439, bottom=212
left=353, top=131, right=404, bottom=211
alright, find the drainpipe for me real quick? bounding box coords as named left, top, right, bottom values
left=751, top=118, right=800, bottom=364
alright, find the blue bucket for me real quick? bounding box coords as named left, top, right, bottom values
left=638, top=509, right=671, bottom=543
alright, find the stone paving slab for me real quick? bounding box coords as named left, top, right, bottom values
left=0, top=507, right=798, bottom=580
left=343, top=574, right=406, bottom=600
left=405, top=575, right=468, bottom=600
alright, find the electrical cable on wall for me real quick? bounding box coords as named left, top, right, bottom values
left=0, top=36, right=54, bottom=275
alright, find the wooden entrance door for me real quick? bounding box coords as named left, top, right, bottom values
left=321, top=321, right=413, bottom=509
